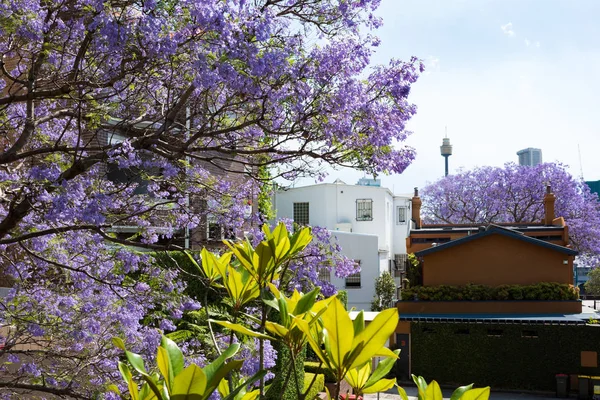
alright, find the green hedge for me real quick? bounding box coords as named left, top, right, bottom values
left=411, top=322, right=600, bottom=391
left=401, top=282, right=579, bottom=302
left=305, top=361, right=336, bottom=383
left=267, top=345, right=306, bottom=400
left=303, top=373, right=325, bottom=400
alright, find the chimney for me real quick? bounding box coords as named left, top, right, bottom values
left=543, top=185, right=556, bottom=225
left=412, top=187, right=422, bottom=229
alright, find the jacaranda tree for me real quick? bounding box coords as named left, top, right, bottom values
left=0, top=0, right=422, bottom=397
left=421, top=163, right=600, bottom=264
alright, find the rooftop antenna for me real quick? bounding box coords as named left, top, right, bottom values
left=578, top=144, right=584, bottom=180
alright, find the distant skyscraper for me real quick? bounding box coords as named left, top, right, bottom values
left=517, top=148, right=542, bottom=166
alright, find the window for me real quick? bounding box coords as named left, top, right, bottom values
left=208, top=222, right=223, bottom=240
left=356, top=199, right=373, bottom=221
left=318, top=268, right=331, bottom=282
left=345, top=260, right=361, bottom=288
left=293, top=202, right=309, bottom=225
left=397, top=206, right=407, bottom=224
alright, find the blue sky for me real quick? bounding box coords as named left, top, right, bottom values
left=297, top=0, right=600, bottom=194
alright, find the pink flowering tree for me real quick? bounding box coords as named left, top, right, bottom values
left=421, top=163, right=600, bottom=264
left=0, top=0, right=421, bottom=397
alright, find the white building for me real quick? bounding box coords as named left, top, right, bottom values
left=274, top=179, right=412, bottom=310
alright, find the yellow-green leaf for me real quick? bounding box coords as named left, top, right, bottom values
left=265, top=321, right=290, bottom=338
left=157, top=346, right=172, bottom=391
left=460, top=387, right=491, bottom=400
left=213, top=320, right=275, bottom=340
left=350, top=308, right=398, bottom=369
left=320, top=297, right=353, bottom=371
left=397, top=385, right=409, bottom=400
left=363, top=378, right=396, bottom=394
left=425, top=380, right=443, bottom=400
left=172, top=364, right=207, bottom=397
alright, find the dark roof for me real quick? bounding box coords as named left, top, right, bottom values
left=399, top=313, right=587, bottom=325
left=414, top=224, right=578, bottom=257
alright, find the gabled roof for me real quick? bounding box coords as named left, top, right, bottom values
left=414, top=224, right=578, bottom=257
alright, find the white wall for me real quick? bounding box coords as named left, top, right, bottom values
left=330, top=231, right=379, bottom=311
left=274, top=183, right=413, bottom=310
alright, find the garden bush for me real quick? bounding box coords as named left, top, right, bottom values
left=303, top=373, right=325, bottom=400
left=400, top=282, right=579, bottom=301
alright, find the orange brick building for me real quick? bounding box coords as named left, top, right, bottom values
left=391, top=187, right=600, bottom=392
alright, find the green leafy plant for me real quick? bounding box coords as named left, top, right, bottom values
left=109, top=336, right=266, bottom=400
left=401, top=282, right=579, bottom=301
left=345, top=349, right=400, bottom=396
left=396, top=375, right=490, bottom=400
left=371, top=271, right=397, bottom=311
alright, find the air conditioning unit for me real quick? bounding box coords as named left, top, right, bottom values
left=335, top=223, right=352, bottom=232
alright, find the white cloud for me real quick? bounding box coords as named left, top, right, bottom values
left=524, top=39, right=530, bottom=46
left=501, top=22, right=515, bottom=37
left=535, top=41, right=540, bottom=48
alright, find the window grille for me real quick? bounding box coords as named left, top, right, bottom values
left=345, top=260, right=361, bottom=287
left=397, top=206, right=407, bottom=224
left=318, top=268, right=331, bottom=282
left=208, top=222, right=223, bottom=240
left=293, top=202, right=310, bottom=225
left=356, top=199, right=373, bottom=221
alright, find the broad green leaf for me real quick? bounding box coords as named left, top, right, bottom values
left=363, top=378, right=396, bottom=394
left=204, top=360, right=244, bottom=397
left=212, top=321, right=274, bottom=340
left=218, top=378, right=230, bottom=397
left=161, top=336, right=184, bottom=376
left=185, top=250, right=203, bottom=274
left=172, top=364, right=207, bottom=397
left=204, top=343, right=240, bottom=380
left=412, top=375, right=428, bottom=400
left=364, top=349, right=401, bottom=387
left=222, top=370, right=267, bottom=400
left=397, top=385, right=409, bottom=400
left=255, top=242, right=274, bottom=278
left=460, top=387, right=491, bottom=400
left=350, top=308, right=399, bottom=369
left=346, top=363, right=370, bottom=392
left=294, top=287, right=320, bottom=315
left=289, top=227, right=312, bottom=255
left=157, top=346, right=173, bottom=391
left=352, top=311, right=365, bottom=336
left=295, top=318, right=330, bottom=368
left=126, top=350, right=147, bottom=375
left=265, top=321, right=289, bottom=338
left=112, top=337, right=126, bottom=350
left=320, top=297, right=353, bottom=371
left=118, top=361, right=133, bottom=384
left=278, top=296, right=289, bottom=326
left=241, top=390, right=260, bottom=400
left=425, top=380, right=443, bottom=400
left=138, top=374, right=164, bottom=400
left=107, top=384, right=122, bottom=395
left=450, top=384, right=474, bottom=400
left=139, top=382, right=151, bottom=400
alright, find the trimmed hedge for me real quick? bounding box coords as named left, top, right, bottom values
left=303, top=373, right=325, bottom=400
left=401, top=282, right=579, bottom=302
left=304, top=361, right=336, bottom=383
left=267, top=345, right=306, bottom=400
left=411, top=322, right=600, bottom=391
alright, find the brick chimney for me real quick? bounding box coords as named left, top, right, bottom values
left=543, top=185, right=556, bottom=225
left=412, top=187, right=422, bottom=229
